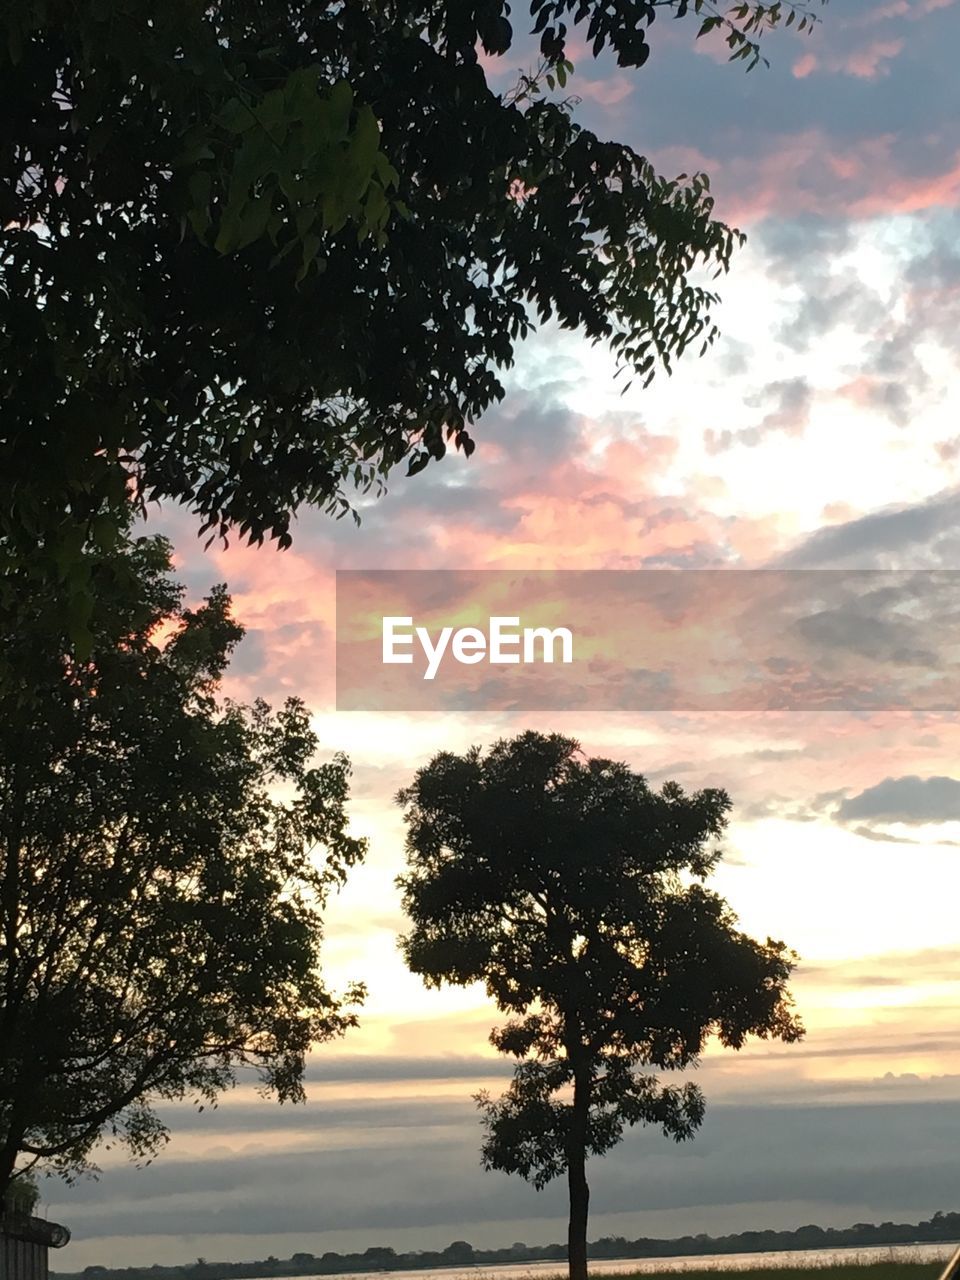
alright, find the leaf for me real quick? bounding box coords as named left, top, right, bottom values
left=91, top=514, right=120, bottom=551
left=295, top=232, right=323, bottom=283
left=216, top=96, right=255, bottom=135
left=188, top=169, right=212, bottom=210
left=66, top=589, right=94, bottom=655
left=348, top=104, right=382, bottom=177
left=325, top=79, right=355, bottom=140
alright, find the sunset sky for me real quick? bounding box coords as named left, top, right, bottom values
left=48, top=0, right=960, bottom=1267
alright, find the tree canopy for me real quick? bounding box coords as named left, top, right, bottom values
left=0, top=533, right=365, bottom=1197
left=397, top=731, right=803, bottom=1280
left=1, top=0, right=825, bottom=601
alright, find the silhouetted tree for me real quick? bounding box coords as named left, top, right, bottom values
left=441, top=1242, right=475, bottom=1266
left=362, top=1249, right=397, bottom=1270
left=0, top=533, right=365, bottom=1196
left=398, top=731, right=803, bottom=1280
left=0, top=0, right=825, bottom=624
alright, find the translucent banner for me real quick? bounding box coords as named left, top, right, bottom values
left=335, top=569, right=960, bottom=712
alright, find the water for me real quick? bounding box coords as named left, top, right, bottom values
left=247, top=1240, right=959, bottom=1280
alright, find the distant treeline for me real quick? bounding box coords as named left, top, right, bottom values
left=53, top=1210, right=960, bottom=1280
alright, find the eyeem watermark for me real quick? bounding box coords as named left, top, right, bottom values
left=336, top=568, right=960, bottom=711
left=382, top=615, right=574, bottom=681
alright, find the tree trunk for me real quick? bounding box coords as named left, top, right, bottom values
left=567, top=1068, right=591, bottom=1280
left=0, top=1143, right=18, bottom=1205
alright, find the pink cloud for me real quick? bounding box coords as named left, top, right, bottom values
left=863, top=0, right=911, bottom=18
left=835, top=376, right=887, bottom=410
left=791, top=38, right=903, bottom=81
left=851, top=149, right=960, bottom=216
left=843, top=37, right=904, bottom=78
left=792, top=52, right=818, bottom=79
left=854, top=0, right=952, bottom=22
left=652, top=130, right=960, bottom=225
left=474, top=46, right=517, bottom=81
left=575, top=75, right=635, bottom=108
left=153, top=400, right=804, bottom=709
left=821, top=501, right=860, bottom=524
left=169, top=533, right=342, bottom=708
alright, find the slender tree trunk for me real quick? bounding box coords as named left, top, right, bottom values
left=0, top=1142, right=18, bottom=1206
left=567, top=1068, right=591, bottom=1280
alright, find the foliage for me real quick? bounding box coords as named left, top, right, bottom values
left=0, top=533, right=365, bottom=1195
left=397, top=730, right=802, bottom=1280
left=2, top=1168, right=40, bottom=1215
left=1, top=0, right=826, bottom=613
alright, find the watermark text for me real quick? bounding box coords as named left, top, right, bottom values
left=382, top=616, right=574, bottom=680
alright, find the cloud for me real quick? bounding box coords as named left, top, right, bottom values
left=778, top=490, right=960, bottom=566
left=774, top=270, right=883, bottom=356
left=303, top=1056, right=510, bottom=1084
left=837, top=774, right=960, bottom=824
left=841, top=37, right=905, bottom=78
left=845, top=823, right=960, bottom=847
left=800, top=945, right=960, bottom=987
left=759, top=208, right=960, bottom=431
left=704, top=377, right=813, bottom=454
left=48, top=1097, right=960, bottom=1263
left=790, top=38, right=906, bottom=82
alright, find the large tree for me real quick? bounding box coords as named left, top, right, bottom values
left=0, top=533, right=366, bottom=1197
left=398, top=731, right=802, bottom=1280
left=1, top=0, right=825, bottom=603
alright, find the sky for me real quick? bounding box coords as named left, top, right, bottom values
left=45, top=0, right=960, bottom=1268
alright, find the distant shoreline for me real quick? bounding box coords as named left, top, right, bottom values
left=52, top=1212, right=960, bottom=1280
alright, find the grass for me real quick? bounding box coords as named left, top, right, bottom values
left=612, top=1265, right=946, bottom=1280
left=498, top=1261, right=954, bottom=1280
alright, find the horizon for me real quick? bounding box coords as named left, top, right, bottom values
left=47, top=1208, right=960, bottom=1278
